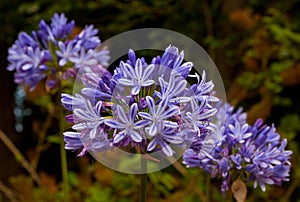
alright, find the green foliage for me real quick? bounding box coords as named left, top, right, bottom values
left=84, top=183, right=111, bottom=202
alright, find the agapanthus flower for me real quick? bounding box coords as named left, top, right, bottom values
left=183, top=102, right=293, bottom=193
left=7, top=13, right=109, bottom=91
left=61, top=45, right=219, bottom=158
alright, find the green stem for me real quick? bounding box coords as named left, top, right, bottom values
left=58, top=92, right=69, bottom=202
left=205, top=174, right=211, bottom=202
left=139, top=158, right=147, bottom=202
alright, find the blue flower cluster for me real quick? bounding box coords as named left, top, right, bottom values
left=7, top=13, right=109, bottom=91
left=61, top=45, right=219, bottom=157
left=183, top=102, right=292, bottom=192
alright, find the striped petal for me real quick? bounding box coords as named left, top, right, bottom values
left=116, top=105, right=129, bottom=123
left=145, top=96, right=156, bottom=115
left=161, top=142, right=173, bottom=157
left=129, top=103, right=138, bottom=122
left=118, top=78, right=134, bottom=86
left=142, top=79, right=155, bottom=87
left=131, top=85, right=141, bottom=95
left=143, top=64, right=155, bottom=80
left=133, top=119, right=150, bottom=129
left=114, top=133, right=126, bottom=143
left=161, top=106, right=179, bottom=119
left=147, top=138, right=157, bottom=152
left=149, top=122, right=158, bottom=137
left=163, top=121, right=178, bottom=128
left=135, top=58, right=143, bottom=78
left=121, top=62, right=135, bottom=78
left=104, top=119, right=125, bottom=129
left=130, top=130, right=142, bottom=142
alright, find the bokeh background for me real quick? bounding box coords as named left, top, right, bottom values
left=0, top=0, right=299, bottom=201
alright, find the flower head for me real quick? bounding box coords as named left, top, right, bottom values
left=7, top=13, right=109, bottom=91
left=183, top=101, right=293, bottom=193
left=62, top=45, right=218, bottom=158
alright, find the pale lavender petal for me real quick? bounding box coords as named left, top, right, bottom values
left=163, top=134, right=183, bottom=144
left=90, top=127, right=97, bottom=139
left=130, top=130, right=142, bottom=142
left=121, top=62, right=135, bottom=78
left=118, top=78, right=134, bottom=86
left=147, top=138, right=157, bottom=151
left=161, top=142, right=173, bottom=157
left=149, top=122, right=158, bottom=137
left=114, top=133, right=126, bottom=143
left=161, top=106, right=179, bottom=119
left=116, top=105, right=129, bottom=123
left=163, top=121, right=178, bottom=128
left=104, top=119, right=125, bottom=129
left=95, top=101, right=102, bottom=116
left=129, top=103, right=138, bottom=122
left=142, top=80, right=155, bottom=86
left=173, top=79, right=187, bottom=95
left=72, top=122, right=99, bottom=130
left=138, top=112, right=152, bottom=120
left=74, top=108, right=92, bottom=121
left=131, top=85, right=141, bottom=95
left=133, top=120, right=150, bottom=129
left=135, top=58, right=143, bottom=78
left=157, top=98, right=168, bottom=116
left=143, top=64, right=155, bottom=80
left=146, top=96, right=156, bottom=115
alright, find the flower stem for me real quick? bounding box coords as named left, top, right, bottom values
left=58, top=92, right=69, bottom=202
left=205, top=174, right=211, bottom=202
left=139, top=157, right=147, bottom=202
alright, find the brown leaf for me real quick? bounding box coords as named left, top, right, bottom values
left=231, top=178, right=247, bottom=202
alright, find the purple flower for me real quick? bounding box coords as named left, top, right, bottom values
left=105, top=103, right=149, bottom=143
left=138, top=96, right=179, bottom=137
left=118, top=59, right=155, bottom=95
left=151, top=45, right=193, bottom=79
left=62, top=45, right=218, bottom=158
left=38, top=13, right=74, bottom=45
left=183, top=101, right=293, bottom=193
left=56, top=41, right=79, bottom=66
left=77, top=25, right=100, bottom=49
left=7, top=13, right=109, bottom=91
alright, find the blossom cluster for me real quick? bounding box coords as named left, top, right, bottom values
left=183, top=102, right=293, bottom=192
left=61, top=45, right=219, bottom=158
left=7, top=13, right=109, bottom=91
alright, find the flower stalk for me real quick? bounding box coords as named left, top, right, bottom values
left=139, top=158, right=147, bottom=202
left=58, top=88, right=69, bottom=202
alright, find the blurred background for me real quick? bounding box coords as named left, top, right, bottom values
left=0, top=0, right=299, bottom=201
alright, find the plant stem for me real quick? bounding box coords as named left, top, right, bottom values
left=205, top=174, right=211, bottom=202
left=139, top=157, right=147, bottom=202
left=0, top=130, right=42, bottom=186
left=58, top=92, right=69, bottom=202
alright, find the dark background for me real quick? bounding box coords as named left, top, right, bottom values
left=0, top=0, right=299, bottom=201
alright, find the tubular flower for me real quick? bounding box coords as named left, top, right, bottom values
left=61, top=45, right=219, bottom=158
left=7, top=13, right=109, bottom=91
left=183, top=102, right=293, bottom=193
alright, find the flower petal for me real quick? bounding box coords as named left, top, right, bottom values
left=149, top=122, right=158, bottom=137
left=133, top=120, right=150, bottom=129
left=138, top=112, right=152, bottom=120
left=104, top=119, right=125, bottom=129
left=147, top=138, right=157, bottom=152
left=161, top=142, right=173, bottom=157
left=130, top=130, right=142, bottom=142
left=114, top=133, right=126, bottom=143
left=118, top=78, right=134, bottom=86
left=145, top=96, right=156, bottom=115
left=143, top=64, right=155, bottom=80
left=116, top=105, right=129, bottom=123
